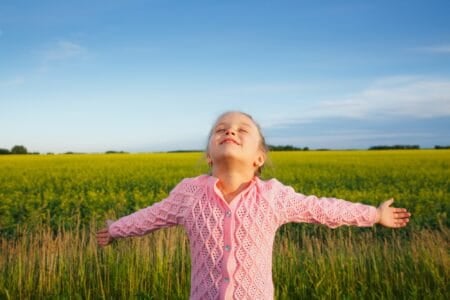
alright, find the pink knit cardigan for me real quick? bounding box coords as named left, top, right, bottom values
left=109, top=175, right=378, bottom=299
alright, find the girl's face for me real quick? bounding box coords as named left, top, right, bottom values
left=207, top=112, right=266, bottom=173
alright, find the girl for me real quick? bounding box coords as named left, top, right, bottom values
left=96, top=111, right=410, bottom=300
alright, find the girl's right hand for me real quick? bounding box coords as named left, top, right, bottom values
left=96, top=220, right=115, bottom=247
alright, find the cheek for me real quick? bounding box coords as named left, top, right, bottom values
left=207, top=138, right=218, bottom=153
left=248, top=136, right=262, bottom=149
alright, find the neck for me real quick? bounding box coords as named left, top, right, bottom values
left=212, top=166, right=255, bottom=203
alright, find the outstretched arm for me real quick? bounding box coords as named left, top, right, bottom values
left=376, top=198, right=411, bottom=228
left=95, top=178, right=196, bottom=248
left=272, top=179, right=411, bottom=228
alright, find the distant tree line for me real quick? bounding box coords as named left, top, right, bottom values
left=105, top=150, right=128, bottom=154
left=370, top=145, right=450, bottom=150
left=0, top=145, right=133, bottom=155
left=2, top=144, right=448, bottom=155
left=434, top=145, right=450, bottom=149
left=0, top=145, right=39, bottom=155
left=167, top=150, right=202, bottom=153
left=0, top=148, right=10, bottom=154
left=268, top=145, right=309, bottom=151
left=368, top=145, right=420, bottom=150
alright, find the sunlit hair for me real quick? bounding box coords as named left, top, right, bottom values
left=206, top=111, right=269, bottom=176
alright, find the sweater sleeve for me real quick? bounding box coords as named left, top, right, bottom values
left=272, top=180, right=378, bottom=228
left=108, top=178, right=193, bottom=238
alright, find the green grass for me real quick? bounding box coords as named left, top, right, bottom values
left=0, top=223, right=448, bottom=299
left=0, top=150, right=449, bottom=298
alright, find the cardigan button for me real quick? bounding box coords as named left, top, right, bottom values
left=225, top=210, right=232, bottom=217
left=224, top=245, right=231, bottom=251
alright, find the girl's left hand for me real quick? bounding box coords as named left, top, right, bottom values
left=376, top=198, right=411, bottom=228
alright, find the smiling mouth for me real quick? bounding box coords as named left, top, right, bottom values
left=220, top=138, right=240, bottom=145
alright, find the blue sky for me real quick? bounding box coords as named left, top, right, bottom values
left=1, top=0, right=450, bottom=153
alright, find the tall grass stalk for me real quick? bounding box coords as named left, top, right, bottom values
left=273, top=225, right=449, bottom=299
left=0, top=223, right=191, bottom=299
left=0, top=223, right=448, bottom=299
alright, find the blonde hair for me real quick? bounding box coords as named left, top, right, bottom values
left=206, top=111, right=269, bottom=176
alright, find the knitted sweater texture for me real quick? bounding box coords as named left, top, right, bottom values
left=108, top=175, right=378, bottom=300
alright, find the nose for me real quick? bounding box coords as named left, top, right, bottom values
left=225, top=128, right=236, bottom=136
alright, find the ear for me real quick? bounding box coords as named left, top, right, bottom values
left=253, top=152, right=266, bottom=167
left=206, top=153, right=213, bottom=166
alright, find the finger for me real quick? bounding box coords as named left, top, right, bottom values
left=397, top=221, right=408, bottom=227
left=395, top=218, right=409, bottom=225
left=98, top=239, right=109, bottom=246
left=96, top=228, right=109, bottom=236
left=394, top=212, right=411, bottom=219
left=96, top=233, right=109, bottom=239
left=97, top=237, right=109, bottom=242
left=383, top=198, right=394, bottom=208
left=394, top=208, right=407, bottom=213
left=394, top=216, right=406, bottom=221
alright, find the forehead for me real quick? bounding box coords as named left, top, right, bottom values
left=214, top=112, right=256, bottom=128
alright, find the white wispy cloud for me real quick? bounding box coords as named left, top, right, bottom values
left=415, top=44, right=450, bottom=54
left=230, top=82, right=314, bottom=94
left=0, top=76, right=25, bottom=87
left=37, top=40, right=88, bottom=73
left=266, top=76, right=450, bottom=128
left=43, top=40, right=86, bottom=62
left=267, top=130, right=445, bottom=149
